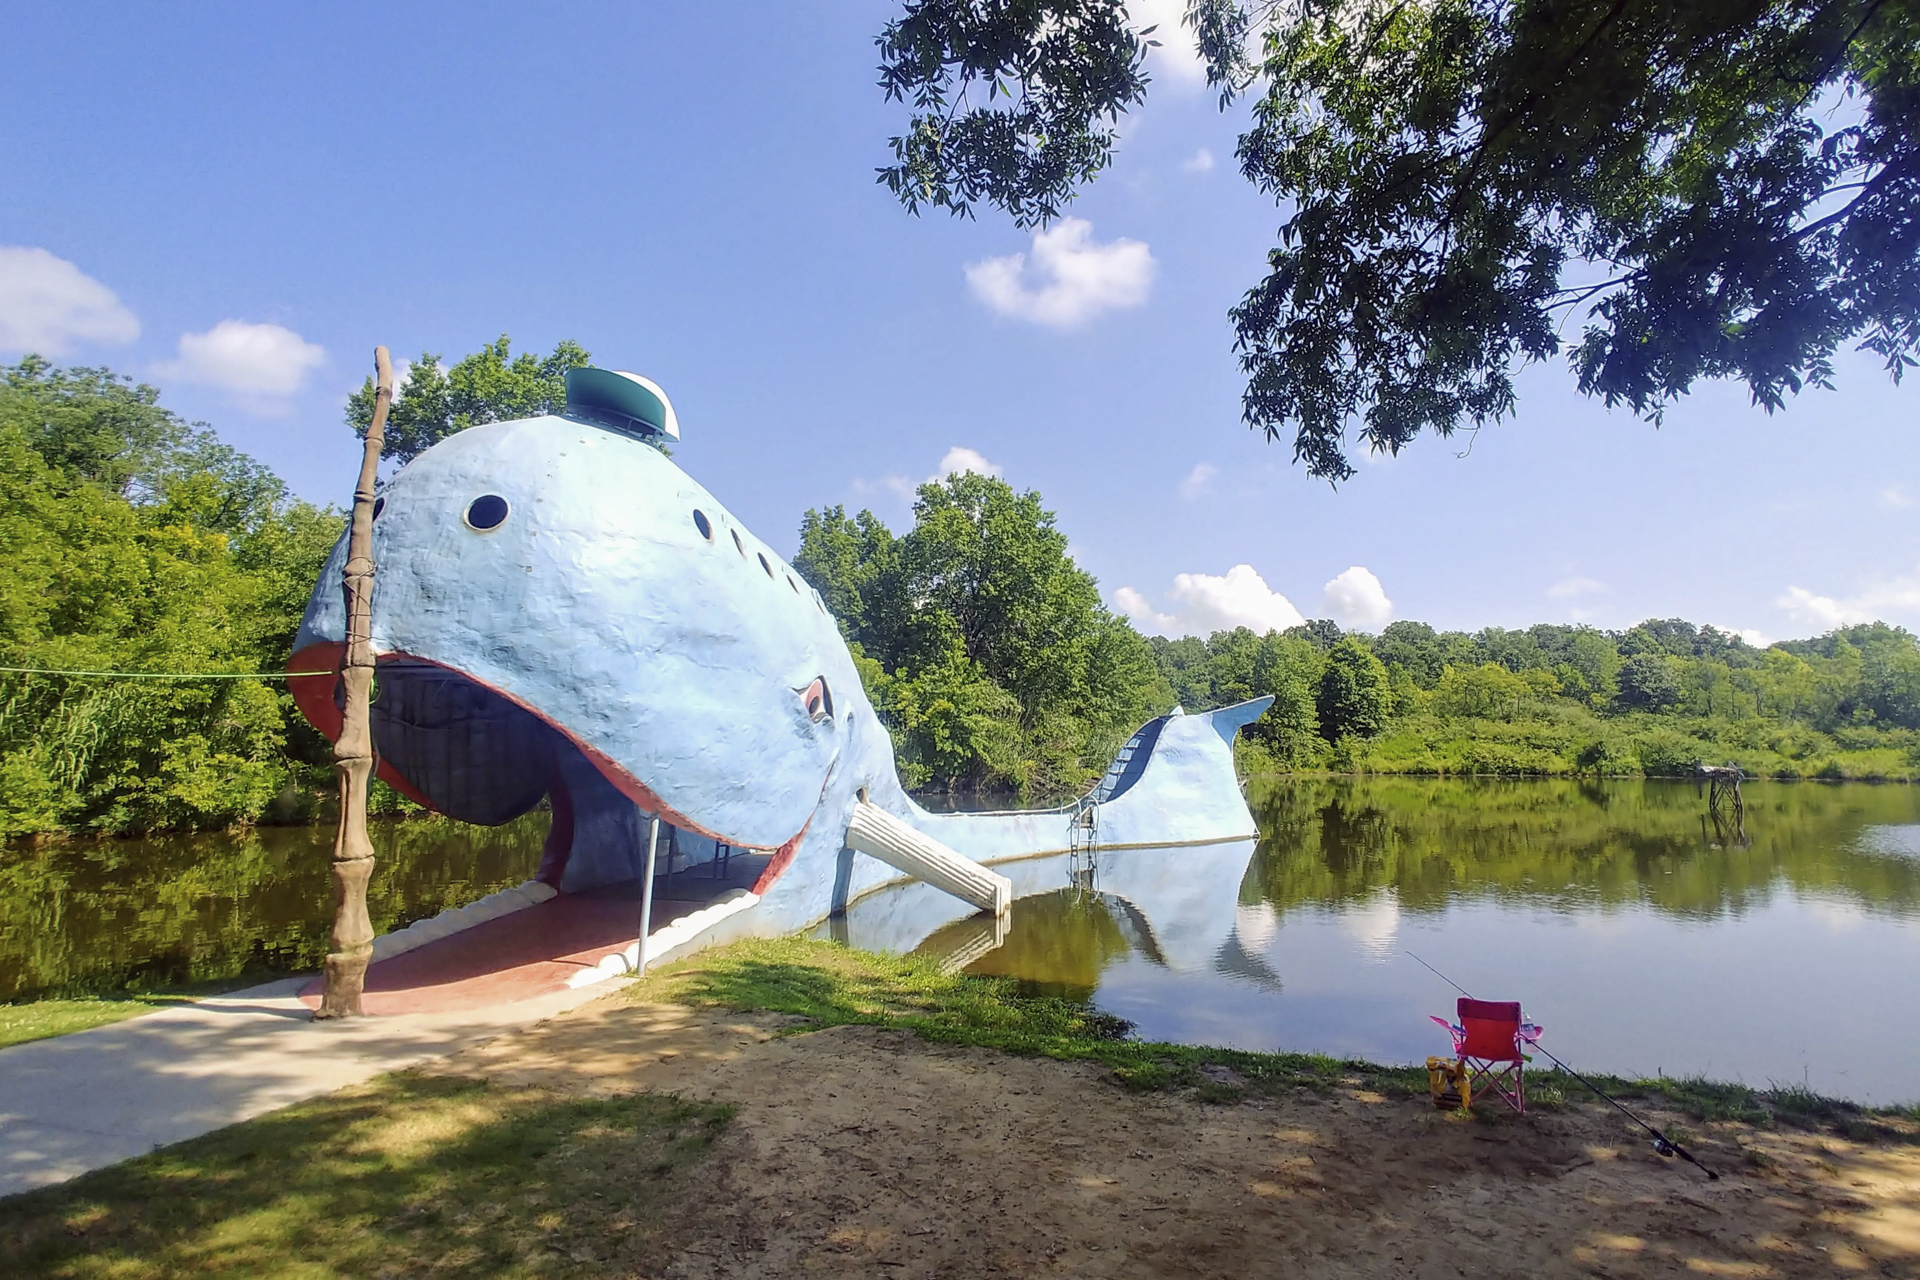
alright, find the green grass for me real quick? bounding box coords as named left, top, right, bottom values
left=632, top=937, right=1920, bottom=1140
left=0, top=995, right=198, bottom=1050
left=0, top=1072, right=733, bottom=1279
left=634, top=936, right=1439, bottom=1101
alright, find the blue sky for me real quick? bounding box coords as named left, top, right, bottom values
left=4, top=2, right=1915, bottom=643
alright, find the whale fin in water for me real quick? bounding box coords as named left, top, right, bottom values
left=1085, top=696, right=1273, bottom=847
left=1095, top=697, right=1273, bottom=806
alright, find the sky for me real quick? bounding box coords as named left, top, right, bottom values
left=3, top=2, right=1915, bottom=645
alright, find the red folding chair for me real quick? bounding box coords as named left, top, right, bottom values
left=1428, top=998, right=1541, bottom=1114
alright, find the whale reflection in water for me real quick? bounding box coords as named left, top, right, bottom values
left=824, top=838, right=1283, bottom=996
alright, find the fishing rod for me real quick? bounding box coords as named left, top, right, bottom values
left=1407, top=950, right=1719, bottom=1181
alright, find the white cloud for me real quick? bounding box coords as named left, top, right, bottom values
left=1114, top=564, right=1305, bottom=637
left=853, top=446, right=1005, bottom=507
left=1130, top=0, right=1207, bottom=85
left=1178, top=462, right=1216, bottom=499
left=1113, top=585, right=1177, bottom=633
left=1883, top=487, right=1914, bottom=510
left=1718, top=625, right=1772, bottom=648
left=965, top=218, right=1155, bottom=328
left=931, top=445, right=1001, bottom=481
left=156, top=319, right=326, bottom=408
left=1547, top=575, right=1607, bottom=600
left=0, top=246, right=139, bottom=355
left=1777, top=570, right=1920, bottom=630
left=1182, top=147, right=1216, bottom=173
left=1322, top=566, right=1392, bottom=631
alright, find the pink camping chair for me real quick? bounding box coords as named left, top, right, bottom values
left=1429, top=998, right=1543, bottom=1114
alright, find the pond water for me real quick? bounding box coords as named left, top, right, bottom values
left=851, top=778, right=1920, bottom=1105
left=0, top=814, right=549, bottom=1001
left=7, top=778, right=1919, bottom=1104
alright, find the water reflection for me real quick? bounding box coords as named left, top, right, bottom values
left=0, top=814, right=548, bottom=1000
left=881, top=779, right=1920, bottom=1104
left=1244, top=776, right=1920, bottom=919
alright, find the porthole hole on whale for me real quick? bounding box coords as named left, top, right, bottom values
left=366, top=659, right=772, bottom=917
left=465, top=494, right=509, bottom=531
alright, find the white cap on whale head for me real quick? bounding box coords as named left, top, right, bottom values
left=563, top=366, right=681, bottom=441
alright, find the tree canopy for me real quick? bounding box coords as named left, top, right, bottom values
left=346, top=336, right=592, bottom=464
left=878, top=0, right=1920, bottom=478
left=796, top=472, right=1170, bottom=795
left=0, top=359, right=341, bottom=836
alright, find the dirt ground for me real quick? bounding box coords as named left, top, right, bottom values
left=432, top=993, right=1920, bottom=1279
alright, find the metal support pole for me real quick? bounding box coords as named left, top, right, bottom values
left=637, top=816, right=660, bottom=975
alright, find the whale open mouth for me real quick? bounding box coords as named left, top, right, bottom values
left=288, top=644, right=807, bottom=892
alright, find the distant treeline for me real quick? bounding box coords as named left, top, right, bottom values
left=1155, top=618, right=1920, bottom=781
left=800, top=480, right=1920, bottom=794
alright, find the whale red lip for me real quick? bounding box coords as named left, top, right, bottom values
left=288, top=643, right=811, bottom=894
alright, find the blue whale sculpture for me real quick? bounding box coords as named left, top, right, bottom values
left=291, top=372, right=1270, bottom=952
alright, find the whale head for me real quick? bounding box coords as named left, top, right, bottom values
left=290, top=414, right=864, bottom=853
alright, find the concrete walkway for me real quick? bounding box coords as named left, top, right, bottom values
left=0, top=857, right=779, bottom=1198
left=0, top=973, right=622, bottom=1198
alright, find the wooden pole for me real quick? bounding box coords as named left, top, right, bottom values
left=315, top=346, right=392, bottom=1020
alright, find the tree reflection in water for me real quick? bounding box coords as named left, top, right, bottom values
left=0, top=813, right=548, bottom=1000
left=1243, top=777, right=1920, bottom=921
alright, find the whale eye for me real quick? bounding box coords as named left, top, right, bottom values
left=799, top=676, right=832, bottom=723
left=692, top=509, right=712, bottom=540
left=465, top=494, right=509, bottom=531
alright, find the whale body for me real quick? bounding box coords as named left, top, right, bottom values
left=290, top=401, right=1270, bottom=950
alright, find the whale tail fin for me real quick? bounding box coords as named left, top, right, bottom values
left=1086, top=697, right=1272, bottom=843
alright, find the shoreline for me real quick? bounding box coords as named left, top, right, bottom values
left=5, top=938, right=1919, bottom=1120
left=628, top=938, right=1920, bottom=1125
left=13, top=936, right=1910, bottom=1120
left=6, top=938, right=1919, bottom=1277
left=4, top=769, right=1915, bottom=849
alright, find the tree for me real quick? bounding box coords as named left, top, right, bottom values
left=0, top=360, right=340, bottom=835
left=795, top=472, right=1170, bottom=794
left=346, top=336, right=592, bottom=464
left=878, top=1, right=1919, bottom=479
left=795, top=504, right=907, bottom=655
left=1614, top=652, right=1683, bottom=711
left=877, top=0, right=1151, bottom=227
left=1316, top=636, right=1392, bottom=741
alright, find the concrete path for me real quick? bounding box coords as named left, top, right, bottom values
left=0, top=858, right=777, bottom=1198
left=0, top=973, right=621, bottom=1198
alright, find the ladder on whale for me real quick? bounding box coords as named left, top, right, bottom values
left=1069, top=709, right=1178, bottom=889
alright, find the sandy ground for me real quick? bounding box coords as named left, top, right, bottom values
left=432, top=993, right=1920, bottom=1279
